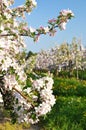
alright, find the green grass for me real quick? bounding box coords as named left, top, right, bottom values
left=0, top=121, right=31, bottom=130
left=53, top=77, right=86, bottom=96
left=39, top=77, right=86, bottom=130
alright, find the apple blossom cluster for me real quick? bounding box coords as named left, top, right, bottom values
left=12, top=76, right=55, bottom=124
left=0, top=36, right=27, bottom=89
left=12, top=0, right=37, bottom=17
left=0, top=0, right=14, bottom=8
left=0, top=0, right=37, bottom=14
left=0, top=0, right=74, bottom=124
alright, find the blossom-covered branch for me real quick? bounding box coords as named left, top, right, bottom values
left=0, top=1, right=74, bottom=42
left=0, top=0, right=74, bottom=124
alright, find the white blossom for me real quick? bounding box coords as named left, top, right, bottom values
left=59, top=22, right=67, bottom=30
left=60, top=9, right=74, bottom=17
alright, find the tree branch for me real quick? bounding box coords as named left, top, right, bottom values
left=12, top=87, right=34, bottom=108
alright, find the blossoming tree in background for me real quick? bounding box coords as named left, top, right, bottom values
left=0, top=0, right=74, bottom=124
left=35, top=40, right=84, bottom=73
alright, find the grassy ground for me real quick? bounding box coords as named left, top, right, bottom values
left=39, top=77, right=86, bottom=130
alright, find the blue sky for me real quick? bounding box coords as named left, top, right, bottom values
left=14, top=0, right=86, bottom=52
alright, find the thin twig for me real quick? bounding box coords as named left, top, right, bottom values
left=12, top=87, right=34, bottom=108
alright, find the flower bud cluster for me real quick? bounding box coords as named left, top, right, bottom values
left=12, top=76, right=55, bottom=124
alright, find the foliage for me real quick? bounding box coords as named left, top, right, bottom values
left=53, top=77, right=86, bottom=96
left=73, top=69, right=86, bottom=80
left=57, top=69, right=86, bottom=80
